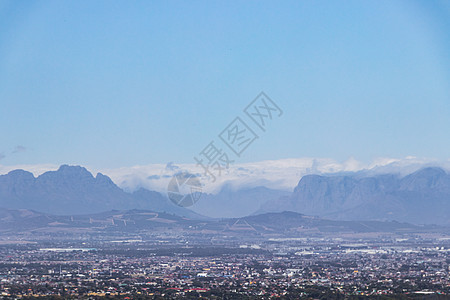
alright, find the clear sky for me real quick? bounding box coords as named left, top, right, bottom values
left=1, top=0, right=449, bottom=169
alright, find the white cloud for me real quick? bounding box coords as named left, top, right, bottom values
left=97, top=157, right=450, bottom=194
left=2, top=157, right=450, bottom=195
left=12, top=145, right=27, bottom=154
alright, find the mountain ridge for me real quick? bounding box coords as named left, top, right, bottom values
left=1, top=165, right=449, bottom=224
left=0, top=207, right=443, bottom=235
left=259, top=167, right=450, bottom=225
left=0, top=165, right=204, bottom=219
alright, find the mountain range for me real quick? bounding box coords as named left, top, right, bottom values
left=0, top=165, right=449, bottom=225
left=0, top=208, right=440, bottom=236
left=259, top=167, right=450, bottom=225
left=0, top=165, right=203, bottom=219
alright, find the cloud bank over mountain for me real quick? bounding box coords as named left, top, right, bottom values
left=0, top=162, right=449, bottom=224
left=259, top=167, right=450, bottom=225
left=0, top=165, right=203, bottom=218
left=1, top=156, right=450, bottom=195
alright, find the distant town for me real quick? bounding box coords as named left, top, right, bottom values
left=0, top=217, right=448, bottom=299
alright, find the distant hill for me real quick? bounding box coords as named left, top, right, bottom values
left=190, top=185, right=290, bottom=218
left=2, top=165, right=449, bottom=224
left=0, top=208, right=441, bottom=235
left=259, top=167, right=450, bottom=225
left=0, top=165, right=204, bottom=219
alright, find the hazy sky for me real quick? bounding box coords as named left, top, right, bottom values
left=1, top=1, right=449, bottom=169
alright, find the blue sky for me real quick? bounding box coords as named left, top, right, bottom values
left=1, top=0, right=449, bottom=169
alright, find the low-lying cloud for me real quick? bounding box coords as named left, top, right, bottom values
left=1, top=156, right=449, bottom=195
